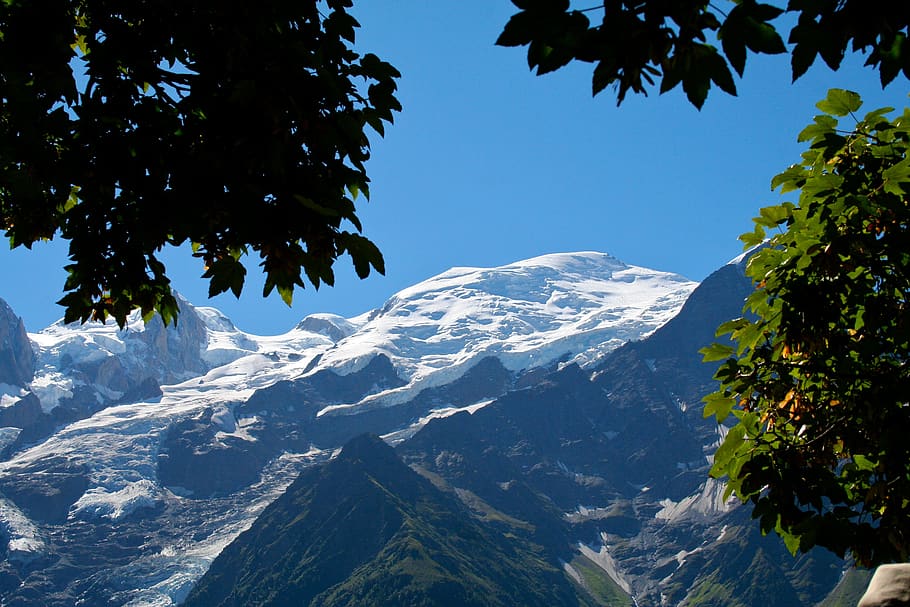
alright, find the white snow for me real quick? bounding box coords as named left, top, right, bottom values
left=106, top=449, right=325, bottom=606
left=0, top=383, right=27, bottom=409
left=0, top=497, right=46, bottom=562
left=0, top=427, right=20, bottom=453
left=71, top=479, right=164, bottom=521
left=24, top=252, right=694, bottom=421
left=727, top=242, right=764, bottom=267
left=28, top=370, right=74, bottom=412
left=381, top=399, right=494, bottom=444
left=654, top=478, right=733, bottom=521
left=314, top=252, right=696, bottom=414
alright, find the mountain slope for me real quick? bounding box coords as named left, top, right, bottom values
left=183, top=434, right=591, bottom=607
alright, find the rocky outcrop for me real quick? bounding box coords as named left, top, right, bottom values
left=0, top=456, right=90, bottom=523
left=157, top=406, right=273, bottom=497
left=295, top=313, right=358, bottom=342
left=44, top=295, right=210, bottom=415
left=126, top=296, right=210, bottom=384
left=0, top=299, right=33, bottom=387
left=0, top=393, right=42, bottom=431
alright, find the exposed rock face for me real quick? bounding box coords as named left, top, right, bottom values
left=60, top=296, right=210, bottom=402
left=0, top=457, right=90, bottom=524
left=0, top=299, right=34, bottom=387
left=0, top=393, right=42, bottom=430
left=157, top=406, right=274, bottom=498
left=127, top=298, right=210, bottom=384
left=159, top=354, right=411, bottom=497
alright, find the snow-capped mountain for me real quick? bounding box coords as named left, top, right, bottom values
left=313, top=252, right=696, bottom=412
left=182, top=257, right=853, bottom=607
left=0, top=252, right=701, bottom=605
left=14, top=251, right=696, bottom=425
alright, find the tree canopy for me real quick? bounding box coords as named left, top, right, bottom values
left=497, top=0, right=910, bottom=108
left=0, top=0, right=400, bottom=327
left=703, top=89, right=910, bottom=566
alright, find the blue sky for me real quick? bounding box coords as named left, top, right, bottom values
left=0, top=2, right=907, bottom=334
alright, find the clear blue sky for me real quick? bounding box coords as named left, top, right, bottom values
left=0, top=2, right=906, bottom=334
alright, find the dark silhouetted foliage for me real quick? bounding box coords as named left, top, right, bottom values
left=0, top=0, right=399, bottom=327
left=497, top=1, right=909, bottom=108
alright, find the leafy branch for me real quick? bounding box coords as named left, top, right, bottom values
left=498, top=1, right=909, bottom=108
left=703, top=89, right=910, bottom=566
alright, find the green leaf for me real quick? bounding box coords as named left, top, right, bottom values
left=771, top=165, right=806, bottom=194
left=592, top=59, right=618, bottom=96
left=294, top=195, right=342, bottom=218
left=719, top=5, right=749, bottom=76
left=496, top=10, right=537, bottom=47
left=781, top=529, right=801, bottom=555
left=852, top=454, right=877, bottom=471
left=340, top=232, right=385, bottom=278
left=740, top=224, right=767, bottom=248
left=853, top=307, right=865, bottom=332
left=755, top=203, right=793, bottom=227
left=720, top=0, right=785, bottom=77
left=277, top=283, right=294, bottom=306
left=882, top=157, right=910, bottom=195
left=709, top=52, right=737, bottom=96
left=863, top=106, right=896, bottom=125
left=716, top=317, right=751, bottom=337
left=703, top=390, right=737, bottom=420
left=877, top=32, right=907, bottom=87
left=797, top=114, right=838, bottom=143
left=203, top=256, right=247, bottom=299
left=815, top=88, right=862, bottom=117
left=711, top=422, right=746, bottom=479
left=701, top=342, right=735, bottom=362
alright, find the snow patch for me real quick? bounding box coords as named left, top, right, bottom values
left=577, top=534, right=632, bottom=595
left=563, top=561, right=585, bottom=587
left=727, top=242, right=763, bottom=267
left=382, top=399, right=494, bottom=444
left=29, top=370, right=74, bottom=411
left=71, top=479, right=165, bottom=521
left=654, top=478, right=732, bottom=521
left=0, top=383, right=27, bottom=409
left=0, top=497, right=45, bottom=562
left=314, top=252, right=695, bottom=415
left=0, top=427, right=21, bottom=452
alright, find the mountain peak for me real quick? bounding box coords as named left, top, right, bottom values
left=294, top=313, right=359, bottom=342
left=312, top=251, right=698, bottom=412
left=0, top=297, right=34, bottom=387
left=337, top=432, right=396, bottom=464
left=499, top=250, right=629, bottom=272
